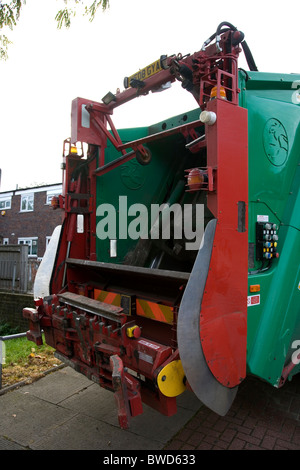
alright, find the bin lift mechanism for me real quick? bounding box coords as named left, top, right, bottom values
left=68, top=22, right=253, bottom=428
left=28, top=22, right=257, bottom=429
left=72, top=21, right=256, bottom=175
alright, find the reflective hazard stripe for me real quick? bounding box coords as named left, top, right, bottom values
left=94, top=289, right=173, bottom=324
left=136, top=299, right=173, bottom=324
left=94, top=289, right=121, bottom=306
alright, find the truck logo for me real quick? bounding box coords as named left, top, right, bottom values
left=120, top=160, right=145, bottom=190
left=263, top=118, right=288, bottom=167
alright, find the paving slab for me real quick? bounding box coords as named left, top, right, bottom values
left=0, top=366, right=201, bottom=450
left=0, top=385, right=76, bottom=448
left=22, top=366, right=92, bottom=404
left=0, top=436, right=25, bottom=450
left=3, top=363, right=298, bottom=452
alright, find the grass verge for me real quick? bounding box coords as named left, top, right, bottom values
left=1, top=335, right=62, bottom=387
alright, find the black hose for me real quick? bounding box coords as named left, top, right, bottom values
left=216, top=22, right=258, bottom=71
left=216, top=21, right=237, bottom=35
left=241, top=40, right=258, bottom=71
left=201, top=28, right=231, bottom=49
left=202, top=22, right=258, bottom=72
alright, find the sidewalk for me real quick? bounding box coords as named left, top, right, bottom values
left=0, top=366, right=201, bottom=450
left=0, top=365, right=299, bottom=451
left=165, top=373, right=300, bottom=450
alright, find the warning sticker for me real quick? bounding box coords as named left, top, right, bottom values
left=247, top=294, right=260, bottom=307
left=257, top=215, right=269, bottom=222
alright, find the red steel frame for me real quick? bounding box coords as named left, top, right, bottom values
left=24, top=28, right=248, bottom=426
left=201, top=98, right=248, bottom=387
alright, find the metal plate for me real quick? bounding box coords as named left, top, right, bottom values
left=58, top=292, right=124, bottom=322
left=177, top=219, right=238, bottom=416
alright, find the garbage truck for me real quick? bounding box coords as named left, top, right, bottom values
left=23, top=22, right=300, bottom=429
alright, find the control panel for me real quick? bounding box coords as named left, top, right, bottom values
left=256, top=222, right=280, bottom=261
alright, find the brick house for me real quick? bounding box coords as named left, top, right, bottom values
left=0, top=183, right=63, bottom=259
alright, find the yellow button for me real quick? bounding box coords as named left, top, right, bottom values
left=126, top=325, right=141, bottom=338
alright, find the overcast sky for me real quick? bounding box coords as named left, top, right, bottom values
left=0, top=0, right=298, bottom=192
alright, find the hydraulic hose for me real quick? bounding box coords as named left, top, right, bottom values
left=201, top=22, right=258, bottom=72
left=241, top=39, right=258, bottom=71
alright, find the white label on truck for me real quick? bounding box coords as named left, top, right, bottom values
left=139, top=352, right=154, bottom=364
left=247, top=295, right=260, bottom=307
left=257, top=215, right=269, bottom=222
left=139, top=339, right=160, bottom=350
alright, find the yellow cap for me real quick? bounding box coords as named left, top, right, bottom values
left=157, top=360, right=186, bottom=397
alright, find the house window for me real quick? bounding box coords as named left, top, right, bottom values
left=46, top=186, right=61, bottom=205
left=20, top=194, right=34, bottom=212
left=46, top=193, right=59, bottom=205
left=3, top=238, right=9, bottom=245
left=18, top=237, right=38, bottom=256
left=0, top=198, right=11, bottom=209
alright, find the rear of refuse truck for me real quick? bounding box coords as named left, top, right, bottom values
left=23, top=23, right=300, bottom=428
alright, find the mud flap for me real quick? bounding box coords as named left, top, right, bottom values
left=177, top=219, right=238, bottom=415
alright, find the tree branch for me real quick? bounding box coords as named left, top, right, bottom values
left=0, top=0, right=110, bottom=58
